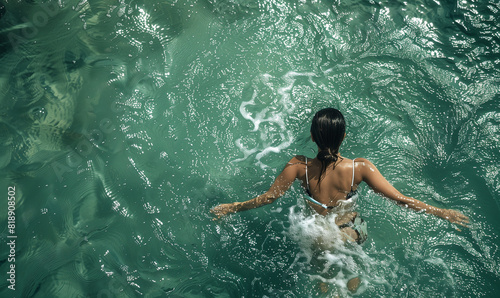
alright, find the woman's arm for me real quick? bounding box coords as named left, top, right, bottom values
left=358, top=158, right=469, bottom=227
left=210, top=157, right=300, bottom=219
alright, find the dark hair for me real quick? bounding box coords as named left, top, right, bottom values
left=310, top=108, right=346, bottom=186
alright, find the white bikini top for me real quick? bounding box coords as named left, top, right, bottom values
left=304, top=157, right=358, bottom=213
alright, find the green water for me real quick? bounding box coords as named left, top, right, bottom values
left=0, top=0, right=499, bottom=297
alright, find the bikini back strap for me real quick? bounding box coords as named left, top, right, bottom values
left=305, top=157, right=309, bottom=189
left=351, top=158, right=356, bottom=188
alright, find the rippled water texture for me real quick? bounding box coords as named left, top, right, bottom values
left=0, top=0, right=499, bottom=297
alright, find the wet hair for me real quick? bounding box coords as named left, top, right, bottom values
left=310, top=108, right=346, bottom=186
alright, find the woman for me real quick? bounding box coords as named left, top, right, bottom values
left=211, top=108, right=469, bottom=292
left=211, top=108, right=469, bottom=232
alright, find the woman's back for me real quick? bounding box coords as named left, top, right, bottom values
left=296, top=156, right=360, bottom=216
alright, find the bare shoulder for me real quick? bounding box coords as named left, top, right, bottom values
left=352, top=158, right=377, bottom=172
left=283, top=156, right=307, bottom=176
left=353, top=157, right=371, bottom=165
left=352, top=158, right=382, bottom=181
left=280, top=156, right=306, bottom=179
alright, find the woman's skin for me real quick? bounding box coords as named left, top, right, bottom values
left=210, top=152, right=470, bottom=229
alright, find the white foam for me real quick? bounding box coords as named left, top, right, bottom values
left=238, top=89, right=284, bottom=132
left=232, top=138, right=258, bottom=163
left=287, top=207, right=345, bottom=255
left=286, top=206, right=380, bottom=295
left=234, top=72, right=316, bottom=168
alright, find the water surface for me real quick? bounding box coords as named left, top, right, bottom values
left=0, top=0, right=499, bottom=297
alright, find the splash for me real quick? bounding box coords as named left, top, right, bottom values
left=286, top=206, right=384, bottom=296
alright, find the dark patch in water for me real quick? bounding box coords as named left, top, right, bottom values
left=0, top=2, right=5, bottom=20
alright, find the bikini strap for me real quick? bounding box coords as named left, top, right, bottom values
left=351, top=158, right=356, bottom=189
left=305, top=157, right=309, bottom=190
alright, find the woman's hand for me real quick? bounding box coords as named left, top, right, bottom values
left=210, top=203, right=240, bottom=220
left=437, top=208, right=470, bottom=229
left=210, top=157, right=300, bottom=220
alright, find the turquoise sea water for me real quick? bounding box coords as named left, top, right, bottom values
left=1, top=0, right=499, bottom=297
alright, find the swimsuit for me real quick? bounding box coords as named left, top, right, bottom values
left=338, top=214, right=367, bottom=244
left=304, top=157, right=367, bottom=244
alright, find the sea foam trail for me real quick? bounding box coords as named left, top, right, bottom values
left=286, top=206, right=388, bottom=296
left=234, top=71, right=316, bottom=168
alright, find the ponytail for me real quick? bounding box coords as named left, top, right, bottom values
left=310, top=108, right=346, bottom=188
left=316, top=149, right=340, bottom=187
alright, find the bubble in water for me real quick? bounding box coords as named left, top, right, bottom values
left=30, top=106, right=47, bottom=122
